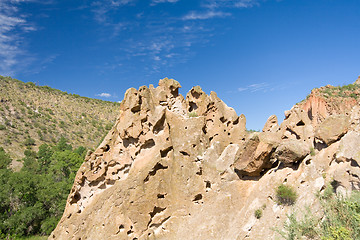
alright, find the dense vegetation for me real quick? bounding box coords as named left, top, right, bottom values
left=0, top=138, right=85, bottom=238
left=278, top=185, right=360, bottom=240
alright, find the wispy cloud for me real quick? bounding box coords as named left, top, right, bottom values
left=204, top=0, right=259, bottom=9
left=0, top=0, right=35, bottom=75
left=88, top=0, right=264, bottom=75
left=96, top=92, right=112, bottom=98
left=238, top=82, right=270, bottom=92
left=182, top=10, right=231, bottom=20
left=0, top=0, right=55, bottom=76
left=151, top=0, right=180, bottom=5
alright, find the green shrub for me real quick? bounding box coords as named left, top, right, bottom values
left=188, top=112, right=198, bottom=118
left=276, top=184, right=297, bottom=205
left=24, top=137, right=35, bottom=146
left=310, top=147, right=315, bottom=156
left=105, top=123, right=113, bottom=131
left=255, top=208, right=263, bottom=219
left=0, top=124, right=6, bottom=130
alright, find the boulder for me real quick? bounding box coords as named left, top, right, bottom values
left=233, top=132, right=279, bottom=176
left=315, top=115, right=349, bottom=145
left=274, top=139, right=310, bottom=165
left=335, top=131, right=360, bottom=166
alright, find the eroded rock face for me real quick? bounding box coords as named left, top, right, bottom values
left=262, top=115, right=279, bottom=133
left=50, top=78, right=247, bottom=239
left=51, top=78, right=360, bottom=240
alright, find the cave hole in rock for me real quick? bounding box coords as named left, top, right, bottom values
left=205, top=181, right=211, bottom=190
left=286, top=127, right=300, bottom=140
left=153, top=114, right=166, bottom=134
left=189, top=102, right=198, bottom=112
left=144, top=163, right=168, bottom=182
left=185, top=126, right=188, bottom=130
left=351, top=160, right=360, bottom=168
left=131, top=96, right=142, bottom=113
left=192, top=144, right=196, bottom=148
left=193, top=194, right=203, bottom=202
left=138, top=139, right=155, bottom=153
left=157, top=193, right=166, bottom=199
left=300, top=180, right=305, bottom=184
left=305, top=159, right=311, bottom=165
left=149, top=206, right=166, bottom=218
left=102, top=144, right=110, bottom=152
left=220, top=116, right=227, bottom=123
left=170, top=86, right=179, bottom=97
left=70, top=192, right=81, bottom=204
left=123, top=137, right=138, bottom=148
left=191, top=90, right=201, bottom=99
left=196, top=167, right=202, bottom=175
left=180, top=151, right=190, bottom=156
left=160, top=146, right=173, bottom=158
left=202, top=125, right=207, bottom=134
left=296, top=120, right=305, bottom=126
left=233, top=118, right=239, bottom=125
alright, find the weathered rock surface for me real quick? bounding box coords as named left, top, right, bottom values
left=51, top=78, right=360, bottom=240
left=274, top=139, right=310, bottom=165
left=315, top=115, right=350, bottom=145
left=233, top=132, right=279, bottom=176
left=262, top=115, right=279, bottom=132
left=335, top=131, right=360, bottom=166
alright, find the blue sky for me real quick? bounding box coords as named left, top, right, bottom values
left=1, top=0, right=360, bottom=130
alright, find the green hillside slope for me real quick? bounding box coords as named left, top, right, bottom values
left=0, top=76, right=120, bottom=169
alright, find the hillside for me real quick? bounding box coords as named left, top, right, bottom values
left=0, top=76, right=120, bottom=168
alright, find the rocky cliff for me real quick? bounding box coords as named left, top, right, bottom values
left=50, top=78, right=360, bottom=240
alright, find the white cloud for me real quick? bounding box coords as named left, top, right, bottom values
left=91, top=0, right=135, bottom=24
left=96, top=93, right=112, bottom=98
left=182, top=10, right=231, bottom=20
left=0, top=0, right=42, bottom=76
left=234, top=0, right=259, bottom=8
left=238, top=82, right=269, bottom=92
left=89, top=0, right=263, bottom=75
left=151, top=0, right=179, bottom=5
left=204, top=0, right=259, bottom=9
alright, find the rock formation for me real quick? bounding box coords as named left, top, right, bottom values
left=51, top=78, right=360, bottom=240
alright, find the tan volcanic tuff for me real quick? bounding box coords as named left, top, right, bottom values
left=51, top=78, right=360, bottom=240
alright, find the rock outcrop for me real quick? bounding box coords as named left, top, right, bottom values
left=51, top=78, right=360, bottom=240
